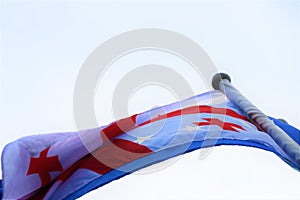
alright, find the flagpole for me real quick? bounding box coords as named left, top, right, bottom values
left=212, top=73, right=300, bottom=168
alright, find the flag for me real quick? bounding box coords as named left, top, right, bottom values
left=1, top=90, right=299, bottom=199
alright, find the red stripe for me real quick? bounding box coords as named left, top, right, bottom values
left=101, top=105, right=249, bottom=143
left=28, top=139, right=152, bottom=199
left=139, top=105, right=249, bottom=126
left=101, top=114, right=137, bottom=142
left=80, top=138, right=152, bottom=174
left=193, top=118, right=246, bottom=132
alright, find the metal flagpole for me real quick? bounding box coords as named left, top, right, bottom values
left=212, top=73, right=300, bottom=168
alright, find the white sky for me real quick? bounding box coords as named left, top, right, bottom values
left=0, top=0, right=299, bottom=199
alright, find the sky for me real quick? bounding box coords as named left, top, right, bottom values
left=0, top=0, right=299, bottom=199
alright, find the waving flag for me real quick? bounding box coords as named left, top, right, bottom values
left=1, top=90, right=299, bottom=199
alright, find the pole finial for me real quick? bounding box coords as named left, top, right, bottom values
left=212, top=73, right=231, bottom=90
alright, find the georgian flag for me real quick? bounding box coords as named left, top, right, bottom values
left=1, top=91, right=299, bottom=199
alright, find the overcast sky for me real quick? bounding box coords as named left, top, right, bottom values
left=0, top=0, right=299, bottom=199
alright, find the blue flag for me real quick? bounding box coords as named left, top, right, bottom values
left=0, top=91, right=299, bottom=199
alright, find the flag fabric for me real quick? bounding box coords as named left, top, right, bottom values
left=1, top=90, right=299, bottom=199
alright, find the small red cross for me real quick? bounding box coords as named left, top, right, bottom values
left=27, top=147, right=63, bottom=186
left=193, top=118, right=245, bottom=132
